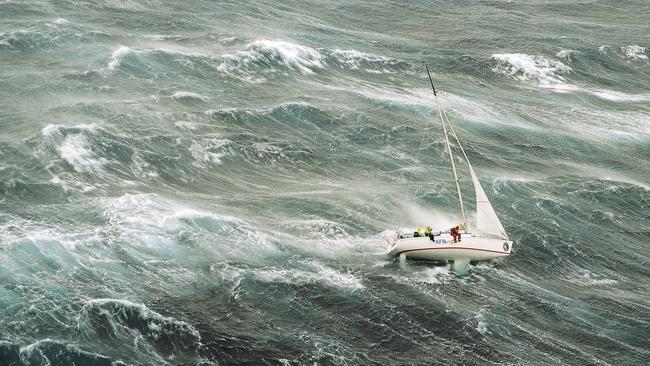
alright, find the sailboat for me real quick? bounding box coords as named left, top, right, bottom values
left=387, top=65, right=513, bottom=270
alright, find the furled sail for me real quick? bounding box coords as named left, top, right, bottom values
left=468, top=165, right=509, bottom=240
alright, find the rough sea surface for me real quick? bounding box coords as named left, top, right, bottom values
left=1, top=1, right=649, bottom=365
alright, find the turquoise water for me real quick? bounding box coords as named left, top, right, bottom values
left=1, top=1, right=649, bottom=365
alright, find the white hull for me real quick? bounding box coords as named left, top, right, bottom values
left=388, top=233, right=512, bottom=262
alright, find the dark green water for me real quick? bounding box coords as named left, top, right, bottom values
left=1, top=1, right=649, bottom=365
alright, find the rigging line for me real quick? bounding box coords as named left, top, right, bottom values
left=415, top=125, right=427, bottom=162
left=441, top=108, right=472, bottom=167
left=425, top=63, right=467, bottom=228
left=415, top=113, right=434, bottom=161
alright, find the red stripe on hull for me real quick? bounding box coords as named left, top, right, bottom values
left=395, top=247, right=509, bottom=257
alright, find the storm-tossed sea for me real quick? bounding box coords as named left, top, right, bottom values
left=1, top=0, right=649, bottom=365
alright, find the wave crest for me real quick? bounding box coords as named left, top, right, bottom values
left=217, top=39, right=406, bottom=81
left=330, top=49, right=405, bottom=73
left=491, top=53, right=571, bottom=85
left=218, top=40, right=323, bottom=81
left=620, top=45, right=647, bottom=60
left=78, top=299, right=202, bottom=357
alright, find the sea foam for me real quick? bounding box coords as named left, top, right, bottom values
left=620, top=45, right=647, bottom=60
left=491, top=53, right=571, bottom=86
left=217, top=40, right=404, bottom=80
left=107, top=46, right=133, bottom=70
left=330, top=48, right=400, bottom=72
left=171, top=91, right=209, bottom=101
left=57, top=134, right=107, bottom=172
left=491, top=52, right=648, bottom=102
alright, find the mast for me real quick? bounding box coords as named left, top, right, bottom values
left=425, top=64, right=467, bottom=228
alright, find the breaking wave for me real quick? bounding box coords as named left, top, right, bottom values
left=78, top=298, right=202, bottom=356
left=491, top=53, right=571, bottom=86
left=216, top=39, right=407, bottom=82
left=620, top=45, right=647, bottom=60
left=491, top=52, right=650, bottom=102
left=217, top=40, right=324, bottom=81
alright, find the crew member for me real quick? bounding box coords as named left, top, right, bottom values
left=451, top=225, right=461, bottom=243
left=425, top=226, right=433, bottom=240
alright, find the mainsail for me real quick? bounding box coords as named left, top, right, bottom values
left=425, top=65, right=509, bottom=241
left=441, top=110, right=510, bottom=240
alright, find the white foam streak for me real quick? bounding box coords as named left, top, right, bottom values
left=589, top=90, right=650, bottom=102
left=42, top=123, right=97, bottom=136
left=621, top=45, right=647, bottom=60
left=330, top=48, right=398, bottom=72
left=174, top=121, right=199, bottom=130
left=171, top=91, right=208, bottom=101
left=555, top=49, right=578, bottom=62
left=98, top=193, right=281, bottom=259
left=254, top=261, right=364, bottom=291
left=189, top=138, right=230, bottom=165
left=58, top=134, right=106, bottom=172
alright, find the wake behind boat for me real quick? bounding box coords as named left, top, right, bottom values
left=387, top=65, right=513, bottom=270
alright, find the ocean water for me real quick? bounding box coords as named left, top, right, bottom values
left=1, top=0, right=649, bottom=365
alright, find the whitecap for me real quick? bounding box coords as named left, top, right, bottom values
left=97, top=193, right=280, bottom=259
left=0, top=33, right=9, bottom=47
left=330, top=48, right=399, bottom=72
left=130, top=151, right=158, bottom=179
left=57, top=134, right=107, bottom=173
left=107, top=45, right=133, bottom=70
left=555, top=49, right=578, bottom=62
left=142, top=34, right=182, bottom=40
left=79, top=298, right=201, bottom=346
left=218, top=39, right=324, bottom=78
left=174, top=121, right=199, bottom=130
left=171, top=91, right=209, bottom=101
left=218, top=36, right=238, bottom=44
left=188, top=137, right=230, bottom=165
left=620, top=45, right=647, bottom=60
left=568, top=269, right=618, bottom=286
left=491, top=52, right=649, bottom=102
left=491, top=53, right=571, bottom=86
left=475, top=309, right=490, bottom=335
left=52, top=18, right=69, bottom=25
left=41, top=123, right=97, bottom=137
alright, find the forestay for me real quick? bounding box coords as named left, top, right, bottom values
left=441, top=110, right=509, bottom=241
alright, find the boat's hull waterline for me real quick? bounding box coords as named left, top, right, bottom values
left=388, top=233, right=512, bottom=262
